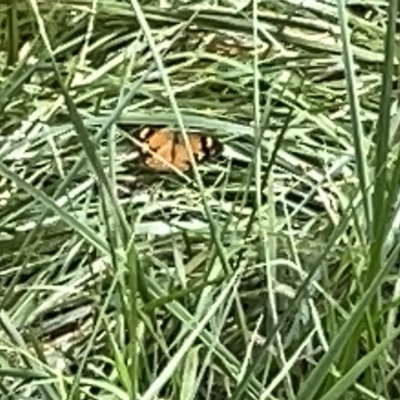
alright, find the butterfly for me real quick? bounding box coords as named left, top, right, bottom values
left=136, top=127, right=222, bottom=172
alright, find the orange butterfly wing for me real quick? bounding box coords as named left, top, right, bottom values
left=138, top=128, right=221, bottom=172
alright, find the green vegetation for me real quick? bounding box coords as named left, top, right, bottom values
left=1, top=1, right=400, bottom=399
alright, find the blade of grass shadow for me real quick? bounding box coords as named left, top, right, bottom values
left=0, top=379, right=17, bottom=400
left=5, top=1, right=19, bottom=66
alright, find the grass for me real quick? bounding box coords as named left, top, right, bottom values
left=1, top=0, right=400, bottom=399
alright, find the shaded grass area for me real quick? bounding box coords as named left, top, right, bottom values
left=1, top=1, right=400, bottom=399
